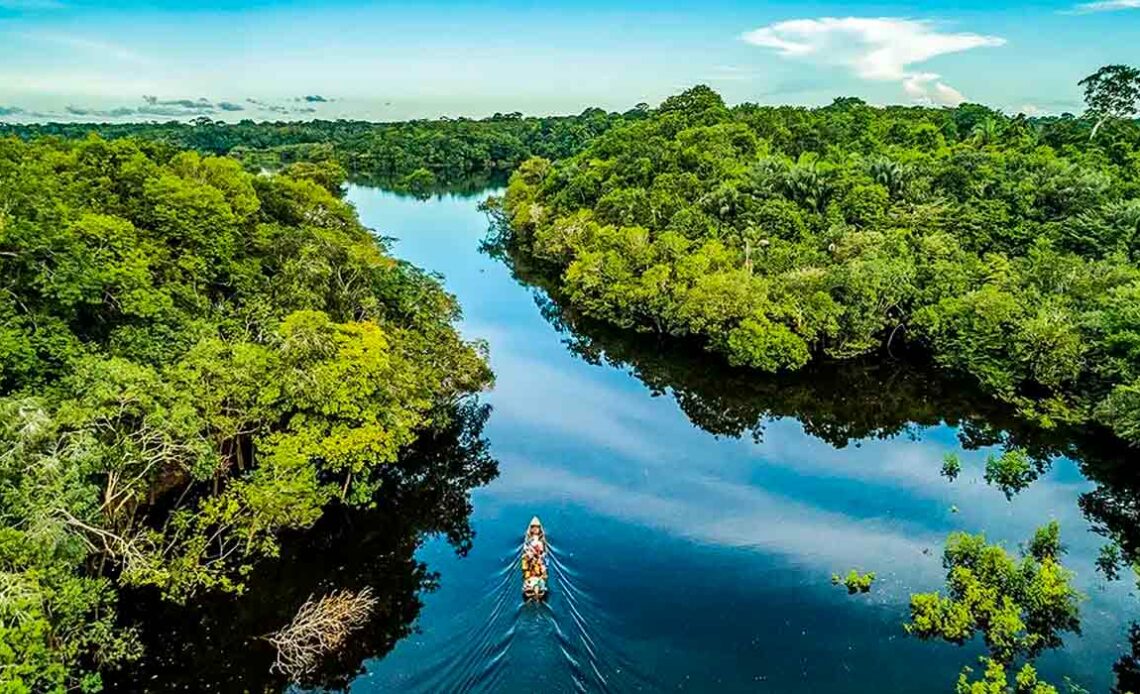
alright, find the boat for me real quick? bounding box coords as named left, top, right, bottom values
left=521, top=516, right=548, bottom=600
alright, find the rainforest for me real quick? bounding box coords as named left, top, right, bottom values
left=494, top=84, right=1140, bottom=445
left=0, top=136, right=491, bottom=690
left=3, top=47, right=1140, bottom=692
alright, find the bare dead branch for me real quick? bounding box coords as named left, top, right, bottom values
left=268, top=588, right=378, bottom=681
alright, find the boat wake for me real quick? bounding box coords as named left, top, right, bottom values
left=387, top=536, right=658, bottom=692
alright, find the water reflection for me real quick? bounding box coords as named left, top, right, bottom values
left=349, top=171, right=509, bottom=201
left=1115, top=624, right=1140, bottom=694
left=91, top=184, right=1140, bottom=692
left=486, top=223, right=1140, bottom=565
left=109, top=401, right=497, bottom=692
left=479, top=215, right=1140, bottom=690
left=283, top=185, right=1140, bottom=693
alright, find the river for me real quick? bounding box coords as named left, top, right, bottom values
left=331, top=185, right=1137, bottom=692
left=112, top=184, right=1138, bottom=693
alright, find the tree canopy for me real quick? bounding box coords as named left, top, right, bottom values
left=1080, top=65, right=1140, bottom=140
left=907, top=523, right=1081, bottom=694
left=0, top=107, right=639, bottom=194
left=492, top=76, right=1140, bottom=447
left=0, top=135, right=491, bottom=690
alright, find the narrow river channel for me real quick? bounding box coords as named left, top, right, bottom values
left=324, top=184, right=1136, bottom=693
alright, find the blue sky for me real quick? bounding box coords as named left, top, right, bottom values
left=0, top=0, right=1137, bottom=121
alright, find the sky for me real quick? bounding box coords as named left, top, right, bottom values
left=0, top=0, right=1137, bottom=122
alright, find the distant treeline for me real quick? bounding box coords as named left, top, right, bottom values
left=0, top=108, right=643, bottom=192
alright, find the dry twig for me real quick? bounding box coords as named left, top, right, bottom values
left=268, top=588, right=378, bottom=680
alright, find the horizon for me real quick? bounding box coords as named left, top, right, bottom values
left=1, top=0, right=1137, bottom=124
left=0, top=84, right=1110, bottom=128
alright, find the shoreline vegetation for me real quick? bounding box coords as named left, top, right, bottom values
left=0, top=136, right=491, bottom=691
left=478, top=69, right=1140, bottom=693
left=490, top=80, right=1140, bottom=448
left=0, top=108, right=640, bottom=198
left=485, top=215, right=1140, bottom=693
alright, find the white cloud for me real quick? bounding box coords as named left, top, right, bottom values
left=1068, top=0, right=1140, bottom=11
left=490, top=458, right=944, bottom=596
left=741, top=17, right=1005, bottom=106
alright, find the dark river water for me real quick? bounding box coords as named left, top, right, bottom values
left=114, top=185, right=1140, bottom=693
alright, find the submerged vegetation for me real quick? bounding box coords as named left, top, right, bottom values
left=832, top=569, right=875, bottom=594
left=492, top=73, right=1140, bottom=450
left=268, top=587, right=379, bottom=680
left=907, top=523, right=1081, bottom=693
left=984, top=448, right=1039, bottom=500
left=942, top=453, right=963, bottom=482
left=954, top=658, right=1057, bottom=694
left=0, top=136, right=491, bottom=689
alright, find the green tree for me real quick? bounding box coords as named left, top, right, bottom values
left=492, top=79, right=1140, bottom=452
left=906, top=523, right=1081, bottom=670
left=1079, top=64, right=1140, bottom=140
left=955, top=658, right=1058, bottom=694
left=0, top=136, right=492, bottom=688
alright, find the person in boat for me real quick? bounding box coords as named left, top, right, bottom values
left=524, top=518, right=546, bottom=563
left=522, top=517, right=547, bottom=597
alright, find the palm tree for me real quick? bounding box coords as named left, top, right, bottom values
left=868, top=157, right=909, bottom=199
left=782, top=157, right=833, bottom=213
left=970, top=117, right=1003, bottom=146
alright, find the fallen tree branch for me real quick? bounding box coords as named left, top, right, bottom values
left=268, top=588, right=378, bottom=680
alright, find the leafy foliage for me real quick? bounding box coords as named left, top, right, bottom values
left=0, top=108, right=639, bottom=193
left=493, top=239, right=1140, bottom=692
left=492, top=76, right=1140, bottom=447
left=1080, top=65, right=1140, bottom=140
left=1114, top=623, right=1140, bottom=694
left=984, top=448, right=1040, bottom=500
left=831, top=569, right=875, bottom=594
left=105, top=399, right=497, bottom=692
left=907, top=523, right=1081, bottom=690
left=1096, top=543, right=1125, bottom=581
left=943, top=452, right=963, bottom=481
left=0, top=136, right=491, bottom=689
left=955, top=658, right=1058, bottom=694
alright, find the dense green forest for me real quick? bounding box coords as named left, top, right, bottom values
left=108, top=399, right=497, bottom=692
left=4, top=68, right=1140, bottom=689
left=492, top=80, right=1140, bottom=451
left=0, top=108, right=638, bottom=193
left=0, top=136, right=491, bottom=690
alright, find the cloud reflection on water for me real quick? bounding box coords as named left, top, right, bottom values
left=354, top=185, right=1134, bottom=692
left=482, top=335, right=1118, bottom=602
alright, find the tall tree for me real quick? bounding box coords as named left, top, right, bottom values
left=1079, top=64, right=1140, bottom=140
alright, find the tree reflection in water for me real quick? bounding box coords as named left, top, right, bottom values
left=486, top=226, right=1140, bottom=691
left=108, top=400, right=497, bottom=693
left=1114, top=623, right=1140, bottom=694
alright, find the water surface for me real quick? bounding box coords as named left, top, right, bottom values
left=337, top=185, right=1138, bottom=693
